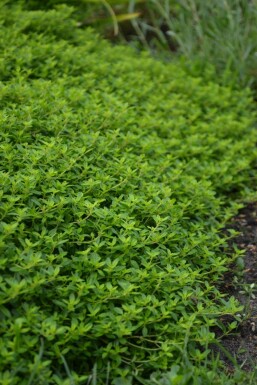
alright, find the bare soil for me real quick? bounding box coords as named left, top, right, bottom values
left=213, top=203, right=257, bottom=371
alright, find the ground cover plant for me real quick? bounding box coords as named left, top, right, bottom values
left=1, top=1, right=257, bottom=384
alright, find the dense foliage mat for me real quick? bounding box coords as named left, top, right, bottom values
left=1, top=2, right=257, bottom=384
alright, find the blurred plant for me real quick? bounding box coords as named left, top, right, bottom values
left=79, top=0, right=142, bottom=36
left=21, top=0, right=257, bottom=91
left=127, top=0, right=257, bottom=89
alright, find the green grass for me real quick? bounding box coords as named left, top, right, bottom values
left=1, top=1, right=257, bottom=384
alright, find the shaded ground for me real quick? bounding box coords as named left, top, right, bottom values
left=213, top=203, right=257, bottom=371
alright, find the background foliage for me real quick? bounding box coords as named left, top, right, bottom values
left=22, top=0, right=257, bottom=92
left=1, top=1, right=257, bottom=384
left=120, top=0, right=257, bottom=90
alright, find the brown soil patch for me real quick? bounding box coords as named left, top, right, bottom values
left=213, top=203, right=257, bottom=371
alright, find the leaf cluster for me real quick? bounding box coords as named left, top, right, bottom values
left=0, top=2, right=257, bottom=384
